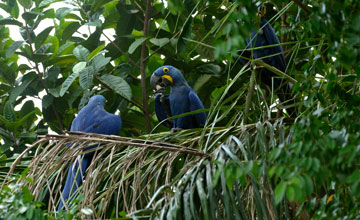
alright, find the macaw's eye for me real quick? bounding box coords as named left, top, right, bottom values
left=163, top=67, right=169, bottom=73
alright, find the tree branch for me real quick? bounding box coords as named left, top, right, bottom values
left=140, top=0, right=152, bottom=133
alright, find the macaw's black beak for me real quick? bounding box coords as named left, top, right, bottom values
left=150, top=73, right=172, bottom=89
left=150, top=73, right=161, bottom=89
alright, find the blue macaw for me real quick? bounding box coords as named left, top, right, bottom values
left=150, top=65, right=206, bottom=130
left=57, top=95, right=121, bottom=211
left=238, top=16, right=295, bottom=116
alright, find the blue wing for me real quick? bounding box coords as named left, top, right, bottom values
left=188, top=91, right=206, bottom=127
left=154, top=94, right=173, bottom=128
left=260, top=18, right=286, bottom=72
left=58, top=104, right=121, bottom=211
left=57, top=156, right=89, bottom=211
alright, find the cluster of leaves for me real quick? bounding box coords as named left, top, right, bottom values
left=0, top=180, right=46, bottom=219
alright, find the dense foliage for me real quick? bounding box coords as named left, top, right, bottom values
left=0, top=0, right=360, bottom=219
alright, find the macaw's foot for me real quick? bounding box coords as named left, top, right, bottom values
left=170, top=128, right=183, bottom=134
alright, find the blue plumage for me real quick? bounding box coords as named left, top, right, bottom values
left=58, top=95, right=121, bottom=211
left=150, top=66, right=206, bottom=129
left=238, top=18, right=295, bottom=116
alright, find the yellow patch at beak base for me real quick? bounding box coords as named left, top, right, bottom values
left=161, top=75, right=173, bottom=84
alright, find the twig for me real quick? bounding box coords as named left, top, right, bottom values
left=140, top=0, right=152, bottom=133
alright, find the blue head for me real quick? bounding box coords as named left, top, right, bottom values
left=150, top=65, right=187, bottom=88
left=88, top=95, right=107, bottom=106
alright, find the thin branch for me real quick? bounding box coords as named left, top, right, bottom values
left=140, top=0, right=152, bottom=133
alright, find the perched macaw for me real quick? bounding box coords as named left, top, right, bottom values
left=238, top=16, right=295, bottom=116
left=150, top=65, right=206, bottom=130
left=57, top=95, right=121, bottom=211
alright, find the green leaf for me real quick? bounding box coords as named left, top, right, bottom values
left=4, top=102, right=16, bottom=122
left=73, top=45, right=90, bottom=62
left=18, top=0, right=32, bottom=9
left=98, top=74, right=132, bottom=100
left=39, top=0, right=59, bottom=7
left=42, top=95, right=53, bottom=109
left=60, top=72, right=80, bottom=96
left=6, top=40, right=24, bottom=58
left=79, top=66, right=94, bottom=89
left=149, top=38, right=170, bottom=47
left=0, top=18, right=23, bottom=26
left=55, top=7, right=73, bottom=20
left=128, top=37, right=146, bottom=54
left=35, top=26, right=53, bottom=49
left=91, top=54, right=111, bottom=72
left=22, top=11, right=43, bottom=21
left=274, top=181, right=287, bottom=204
left=196, top=64, right=222, bottom=75
left=73, top=62, right=87, bottom=73
left=86, top=19, right=102, bottom=27
left=88, top=44, right=105, bottom=59
left=8, top=72, right=37, bottom=103
left=62, top=22, right=81, bottom=41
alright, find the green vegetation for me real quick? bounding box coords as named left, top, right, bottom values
left=0, top=0, right=359, bottom=219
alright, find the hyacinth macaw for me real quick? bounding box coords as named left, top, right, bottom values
left=150, top=65, right=206, bottom=131
left=238, top=15, right=295, bottom=116
left=58, top=95, right=121, bottom=211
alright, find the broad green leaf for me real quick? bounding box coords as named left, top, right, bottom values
left=4, top=102, right=16, bottom=122
left=59, top=72, right=79, bottom=96
left=73, top=62, right=87, bottom=73
left=22, top=11, right=43, bottom=21
left=42, top=95, right=53, bottom=109
left=73, top=45, right=90, bottom=62
left=6, top=40, right=24, bottom=58
left=86, top=19, right=102, bottom=27
left=55, top=7, right=72, bottom=20
left=196, top=64, right=222, bottom=75
left=62, top=22, right=81, bottom=41
left=149, top=38, right=170, bottom=47
left=0, top=18, right=23, bottom=26
left=274, top=181, right=287, bottom=204
left=8, top=72, right=37, bottom=103
left=88, top=44, right=105, bottom=59
left=6, top=110, right=37, bottom=131
left=39, top=0, right=59, bottom=7
left=35, top=26, right=53, bottom=49
left=18, top=0, right=32, bottom=9
left=79, top=66, right=94, bottom=89
left=128, top=37, right=146, bottom=54
left=98, top=74, right=132, bottom=100
left=91, top=54, right=111, bottom=72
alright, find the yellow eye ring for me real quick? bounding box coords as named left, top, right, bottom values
left=163, top=67, right=169, bottom=73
